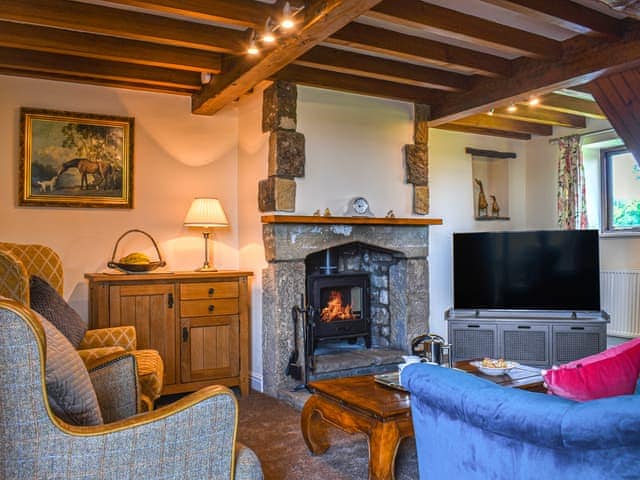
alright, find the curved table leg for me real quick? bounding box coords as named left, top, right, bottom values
left=301, top=394, right=330, bottom=454
left=368, top=421, right=401, bottom=480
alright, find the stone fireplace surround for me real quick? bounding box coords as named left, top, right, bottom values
left=261, top=215, right=440, bottom=397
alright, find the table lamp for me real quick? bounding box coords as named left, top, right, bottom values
left=184, top=197, right=229, bottom=271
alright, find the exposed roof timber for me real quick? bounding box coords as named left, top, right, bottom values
left=434, top=123, right=532, bottom=140
left=451, top=114, right=553, bottom=135
left=273, top=65, right=443, bottom=104
left=366, top=0, right=562, bottom=58
left=328, top=22, right=511, bottom=77
left=491, top=105, right=587, bottom=127
left=0, top=67, right=194, bottom=95
left=429, top=24, right=640, bottom=125
left=0, top=20, right=222, bottom=72
left=532, top=92, right=606, bottom=119
left=0, top=0, right=246, bottom=53
left=192, top=0, right=387, bottom=115
left=295, top=46, right=471, bottom=91
left=0, top=47, right=201, bottom=90
left=480, top=0, right=624, bottom=38
left=98, top=0, right=275, bottom=29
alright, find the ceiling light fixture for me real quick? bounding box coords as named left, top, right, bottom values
left=507, top=103, right=517, bottom=113
left=247, top=30, right=260, bottom=55
left=280, top=2, right=295, bottom=30
left=262, top=17, right=276, bottom=44
left=528, top=97, right=540, bottom=106
left=488, top=108, right=494, bottom=116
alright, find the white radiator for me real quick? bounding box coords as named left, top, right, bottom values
left=601, top=270, right=640, bottom=338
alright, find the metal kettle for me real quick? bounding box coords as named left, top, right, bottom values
left=411, top=333, right=452, bottom=367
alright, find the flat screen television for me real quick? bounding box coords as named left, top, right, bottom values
left=453, top=230, right=600, bottom=311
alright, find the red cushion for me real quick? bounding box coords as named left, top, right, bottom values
left=543, top=337, right=640, bottom=402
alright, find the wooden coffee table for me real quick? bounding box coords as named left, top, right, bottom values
left=301, top=361, right=544, bottom=480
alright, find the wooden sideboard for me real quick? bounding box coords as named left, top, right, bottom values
left=85, top=270, right=252, bottom=396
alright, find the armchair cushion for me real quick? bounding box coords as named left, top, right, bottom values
left=87, top=351, right=139, bottom=423
left=36, top=311, right=103, bottom=426
left=30, top=275, right=86, bottom=348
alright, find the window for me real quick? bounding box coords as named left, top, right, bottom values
left=601, top=147, right=640, bottom=234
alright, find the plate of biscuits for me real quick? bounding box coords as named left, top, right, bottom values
left=470, top=358, right=519, bottom=376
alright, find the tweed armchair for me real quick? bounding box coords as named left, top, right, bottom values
left=0, top=298, right=263, bottom=479
left=0, top=242, right=163, bottom=410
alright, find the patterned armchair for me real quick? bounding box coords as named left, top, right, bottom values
left=0, top=242, right=163, bottom=410
left=0, top=298, right=263, bottom=479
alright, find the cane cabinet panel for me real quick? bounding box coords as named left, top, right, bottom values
left=86, top=271, right=252, bottom=395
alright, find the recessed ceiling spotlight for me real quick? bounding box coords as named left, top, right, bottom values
left=281, top=2, right=295, bottom=29
left=247, top=30, right=260, bottom=55
left=488, top=108, right=495, bottom=116
left=528, top=97, right=540, bottom=106
left=507, top=103, right=517, bottom=113
left=262, top=17, right=276, bottom=44
left=200, top=72, right=212, bottom=85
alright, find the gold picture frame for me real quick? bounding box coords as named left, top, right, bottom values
left=19, top=108, right=134, bottom=208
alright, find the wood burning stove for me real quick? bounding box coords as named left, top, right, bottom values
left=307, top=272, right=371, bottom=348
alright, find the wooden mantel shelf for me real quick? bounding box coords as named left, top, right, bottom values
left=261, top=215, right=443, bottom=226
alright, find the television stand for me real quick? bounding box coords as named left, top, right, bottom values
left=445, top=309, right=609, bottom=368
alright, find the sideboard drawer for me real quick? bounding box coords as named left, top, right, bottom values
left=180, top=281, right=239, bottom=300
left=180, top=298, right=239, bottom=317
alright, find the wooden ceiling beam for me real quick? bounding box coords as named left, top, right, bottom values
left=0, top=47, right=202, bottom=90
left=367, top=0, right=561, bottom=58
left=0, top=20, right=221, bottom=73
left=295, top=46, right=471, bottom=92
left=533, top=92, right=606, bottom=119
left=328, top=22, right=511, bottom=77
left=491, top=105, right=587, bottom=127
left=0, top=0, right=246, bottom=54
left=450, top=114, right=553, bottom=135
left=480, top=0, right=624, bottom=38
left=192, top=0, right=387, bottom=115
left=434, top=123, right=532, bottom=140
left=273, top=65, right=443, bottom=104
left=429, top=24, right=640, bottom=125
left=0, top=67, right=194, bottom=95
left=99, top=0, right=275, bottom=29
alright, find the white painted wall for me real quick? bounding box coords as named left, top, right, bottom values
left=237, top=83, right=270, bottom=390
left=0, top=75, right=240, bottom=318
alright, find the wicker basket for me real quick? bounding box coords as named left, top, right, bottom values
left=107, top=229, right=166, bottom=273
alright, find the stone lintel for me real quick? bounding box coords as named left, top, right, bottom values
left=414, top=185, right=430, bottom=215
left=268, top=129, right=305, bottom=178
left=258, top=177, right=296, bottom=212
left=262, top=80, right=297, bottom=132
left=414, top=103, right=430, bottom=146
left=263, top=223, right=429, bottom=263
left=404, top=144, right=428, bottom=186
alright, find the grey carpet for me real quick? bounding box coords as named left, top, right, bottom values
left=237, top=391, right=419, bottom=480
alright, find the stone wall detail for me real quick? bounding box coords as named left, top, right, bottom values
left=405, top=103, right=430, bottom=215
left=259, top=81, right=305, bottom=212
left=261, top=221, right=430, bottom=396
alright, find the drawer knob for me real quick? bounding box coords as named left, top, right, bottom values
left=208, top=287, right=215, bottom=295
left=208, top=304, right=215, bottom=312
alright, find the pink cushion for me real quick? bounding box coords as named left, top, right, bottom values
left=543, top=337, right=640, bottom=402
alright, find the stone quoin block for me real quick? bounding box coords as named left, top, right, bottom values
left=404, top=144, right=428, bottom=186
left=258, top=176, right=296, bottom=212
left=262, top=80, right=297, bottom=132
left=414, top=103, right=430, bottom=145
left=268, top=129, right=306, bottom=178
left=414, top=185, right=430, bottom=215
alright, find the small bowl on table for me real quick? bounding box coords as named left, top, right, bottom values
left=470, top=360, right=519, bottom=376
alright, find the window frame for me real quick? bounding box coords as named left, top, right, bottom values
left=600, top=146, right=640, bottom=236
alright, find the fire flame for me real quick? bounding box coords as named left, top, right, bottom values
left=320, top=290, right=354, bottom=322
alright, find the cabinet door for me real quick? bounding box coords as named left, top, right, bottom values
left=449, top=322, right=497, bottom=362
left=552, top=325, right=606, bottom=365
left=109, top=284, right=177, bottom=385
left=180, top=314, right=239, bottom=383
left=498, top=324, right=550, bottom=367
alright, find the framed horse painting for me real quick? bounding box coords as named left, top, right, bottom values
left=19, top=108, right=134, bottom=208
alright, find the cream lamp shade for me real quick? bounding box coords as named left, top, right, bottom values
left=184, top=198, right=229, bottom=227
left=184, top=198, right=228, bottom=271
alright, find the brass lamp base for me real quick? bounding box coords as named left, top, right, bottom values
left=197, top=231, right=218, bottom=272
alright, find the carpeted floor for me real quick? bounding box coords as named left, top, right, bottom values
left=236, top=391, right=419, bottom=480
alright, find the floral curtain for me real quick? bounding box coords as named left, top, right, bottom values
left=557, top=135, right=588, bottom=230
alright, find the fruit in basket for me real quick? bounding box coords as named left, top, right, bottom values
left=119, top=252, right=151, bottom=265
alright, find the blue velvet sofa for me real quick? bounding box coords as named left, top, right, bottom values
left=401, top=363, right=640, bottom=480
